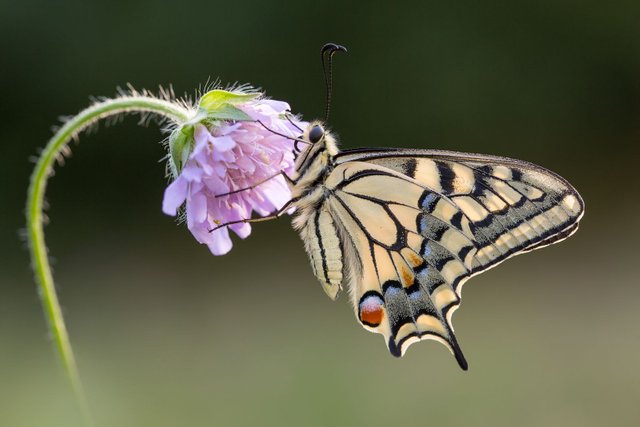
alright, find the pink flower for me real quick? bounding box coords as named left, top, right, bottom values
left=162, top=97, right=306, bottom=255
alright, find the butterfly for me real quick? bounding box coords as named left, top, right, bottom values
left=285, top=121, right=584, bottom=370
left=211, top=44, right=584, bottom=369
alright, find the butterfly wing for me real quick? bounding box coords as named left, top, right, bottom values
left=319, top=149, right=583, bottom=369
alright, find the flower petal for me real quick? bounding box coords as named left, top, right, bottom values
left=211, top=135, right=236, bottom=152
left=260, top=179, right=291, bottom=210
left=236, top=155, right=256, bottom=173
left=259, top=100, right=290, bottom=113
left=181, top=163, right=203, bottom=182
left=194, top=124, right=211, bottom=144
left=162, top=176, right=188, bottom=216
left=188, top=192, right=208, bottom=226
left=230, top=221, right=251, bottom=239
left=207, top=227, right=233, bottom=255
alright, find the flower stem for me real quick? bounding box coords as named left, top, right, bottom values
left=26, top=96, right=193, bottom=425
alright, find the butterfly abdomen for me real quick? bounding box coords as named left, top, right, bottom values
left=297, top=207, right=344, bottom=299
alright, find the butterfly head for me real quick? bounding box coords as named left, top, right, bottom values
left=293, top=121, right=339, bottom=175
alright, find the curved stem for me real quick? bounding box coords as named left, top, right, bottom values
left=26, top=96, right=193, bottom=425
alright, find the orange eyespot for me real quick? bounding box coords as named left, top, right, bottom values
left=358, top=293, right=385, bottom=327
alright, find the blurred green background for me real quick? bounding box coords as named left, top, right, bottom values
left=2, top=1, right=639, bottom=426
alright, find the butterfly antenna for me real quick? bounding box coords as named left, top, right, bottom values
left=321, top=43, right=347, bottom=123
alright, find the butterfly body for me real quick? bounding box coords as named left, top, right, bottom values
left=290, top=127, right=343, bottom=299
left=288, top=122, right=584, bottom=370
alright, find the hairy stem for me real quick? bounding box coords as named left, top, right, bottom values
left=26, top=96, right=193, bottom=425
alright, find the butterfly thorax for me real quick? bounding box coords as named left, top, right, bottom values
left=290, top=125, right=339, bottom=231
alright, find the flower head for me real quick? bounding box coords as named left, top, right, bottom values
left=162, top=90, right=306, bottom=255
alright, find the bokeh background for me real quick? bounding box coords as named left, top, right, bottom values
left=2, top=1, right=639, bottom=426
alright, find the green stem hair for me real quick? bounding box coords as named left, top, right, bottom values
left=26, top=95, right=193, bottom=425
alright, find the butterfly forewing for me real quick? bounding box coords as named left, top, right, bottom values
left=336, top=149, right=584, bottom=269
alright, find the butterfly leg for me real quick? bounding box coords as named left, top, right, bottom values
left=284, top=109, right=304, bottom=132
left=214, top=170, right=297, bottom=198
left=208, top=197, right=298, bottom=233
left=254, top=120, right=310, bottom=148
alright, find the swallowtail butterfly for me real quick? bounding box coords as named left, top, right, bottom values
left=288, top=123, right=583, bottom=370
left=218, top=44, right=584, bottom=369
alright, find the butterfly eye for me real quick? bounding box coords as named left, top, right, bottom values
left=308, top=125, right=324, bottom=144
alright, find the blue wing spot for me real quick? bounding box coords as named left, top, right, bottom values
left=385, top=286, right=401, bottom=297
left=382, top=280, right=403, bottom=296
left=418, top=215, right=429, bottom=234
left=421, top=242, right=432, bottom=258
left=409, top=290, right=422, bottom=301
left=419, top=192, right=436, bottom=210
left=416, top=264, right=430, bottom=282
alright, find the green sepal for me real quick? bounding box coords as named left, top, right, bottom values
left=168, top=124, right=195, bottom=177
left=198, top=89, right=260, bottom=110
left=205, top=103, right=253, bottom=121
left=197, top=89, right=258, bottom=122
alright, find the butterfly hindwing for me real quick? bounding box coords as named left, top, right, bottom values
left=319, top=162, right=472, bottom=367
left=314, top=150, right=583, bottom=368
